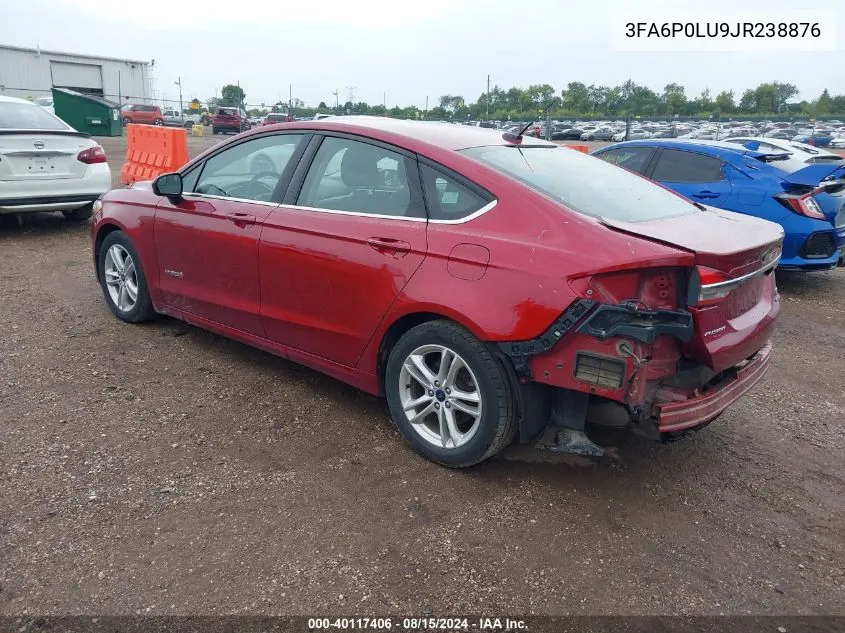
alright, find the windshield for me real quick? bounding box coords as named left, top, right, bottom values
left=0, top=101, right=70, bottom=130
left=461, top=145, right=695, bottom=222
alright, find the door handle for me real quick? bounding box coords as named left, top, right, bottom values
left=225, top=212, right=256, bottom=226
left=367, top=237, right=410, bottom=257
left=692, top=190, right=720, bottom=199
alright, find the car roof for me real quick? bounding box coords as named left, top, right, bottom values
left=602, top=138, right=783, bottom=160
left=253, top=115, right=557, bottom=151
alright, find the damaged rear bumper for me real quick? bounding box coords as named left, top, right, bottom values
left=652, top=341, right=773, bottom=434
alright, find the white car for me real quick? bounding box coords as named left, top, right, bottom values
left=828, top=136, right=845, bottom=149
left=611, top=129, right=651, bottom=142
left=0, top=95, right=111, bottom=220
left=34, top=96, right=55, bottom=115
left=722, top=136, right=844, bottom=172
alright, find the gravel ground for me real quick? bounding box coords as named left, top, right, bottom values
left=0, top=134, right=843, bottom=617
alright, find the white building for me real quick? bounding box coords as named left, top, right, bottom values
left=0, top=44, right=154, bottom=105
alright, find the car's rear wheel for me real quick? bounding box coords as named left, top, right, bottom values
left=62, top=204, right=93, bottom=221
left=154, top=119, right=163, bottom=126
left=98, top=231, right=156, bottom=323
left=385, top=320, right=517, bottom=468
left=122, top=117, right=131, bottom=126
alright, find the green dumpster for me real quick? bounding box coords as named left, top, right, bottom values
left=52, top=88, right=122, bottom=137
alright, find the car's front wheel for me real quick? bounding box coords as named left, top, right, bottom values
left=98, top=231, right=156, bottom=323
left=385, top=320, right=517, bottom=468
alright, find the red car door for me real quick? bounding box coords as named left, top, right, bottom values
left=259, top=135, right=427, bottom=366
left=154, top=133, right=307, bottom=335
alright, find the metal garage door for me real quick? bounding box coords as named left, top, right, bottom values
left=50, top=61, right=103, bottom=96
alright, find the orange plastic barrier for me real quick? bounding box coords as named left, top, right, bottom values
left=120, top=124, right=190, bottom=185
left=564, top=144, right=590, bottom=153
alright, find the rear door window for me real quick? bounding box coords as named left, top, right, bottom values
left=651, top=149, right=725, bottom=182
left=595, top=147, right=655, bottom=175
left=296, top=136, right=421, bottom=218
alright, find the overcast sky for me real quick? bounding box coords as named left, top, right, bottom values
left=3, top=0, right=843, bottom=108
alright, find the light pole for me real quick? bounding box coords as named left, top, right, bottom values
left=486, top=74, right=490, bottom=121
left=174, top=77, right=183, bottom=114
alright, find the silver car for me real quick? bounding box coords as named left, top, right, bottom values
left=161, top=109, right=197, bottom=128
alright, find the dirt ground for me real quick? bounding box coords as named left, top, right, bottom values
left=0, top=134, right=843, bottom=617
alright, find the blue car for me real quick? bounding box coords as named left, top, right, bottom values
left=592, top=140, right=845, bottom=271
left=792, top=132, right=835, bottom=147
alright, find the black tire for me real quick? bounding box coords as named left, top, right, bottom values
left=213, top=128, right=219, bottom=135
left=62, top=204, right=93, bottom=221
left=154, top=119, right=164, bottom=126
left=122, top=117, right=131, bottom=126
left=98, top=231, right=156, bottom=323
left=385, top=320, right=517, bottom=468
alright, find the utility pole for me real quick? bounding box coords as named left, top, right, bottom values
left=425, top=96, right=428, bottom=120
left=345, top=86, right=357, bottom=112
left=486, top=74, right=490, bottom=121
left=332, top=89, right=339, bottom=109
left=174, top=76, right=183, bottom=114
left=383, top=91, right=386, bottom=115
left=289, top=84, right=292, bottom=114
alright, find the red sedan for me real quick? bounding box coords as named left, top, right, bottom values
left=90, top=118, right=784, bottom=467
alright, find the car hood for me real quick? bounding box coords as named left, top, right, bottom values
left=600, top=206, right=784, bottom=275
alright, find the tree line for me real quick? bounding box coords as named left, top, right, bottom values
left=209, top=81, right=845, bottom=121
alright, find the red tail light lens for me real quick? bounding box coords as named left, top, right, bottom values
left=77, top=145, right=107, bottom=164
left=774, top=192, right=826, bottom=220
left=697, top=266, right=732, bottom=305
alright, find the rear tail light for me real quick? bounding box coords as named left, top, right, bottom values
left=77, top=145, right=107, bottom=164
left=696, top=266, right=732, bottom=305
left=775, top=192, right=826, bottom=220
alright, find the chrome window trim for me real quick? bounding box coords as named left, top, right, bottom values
left=283, top=204, right=427, bottom=222
left=183, top=192, right=279, bottom=208
left=699, top=255, right=781, bottom=300
left=280, top=198, right=498, bottom=223
left=428, top=199, right=498, bottom=224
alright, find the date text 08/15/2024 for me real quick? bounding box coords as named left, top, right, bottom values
left=307, top=617, right=528, bottom=630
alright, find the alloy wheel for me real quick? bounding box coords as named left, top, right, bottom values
left=103, top=244, right=138, bottom=312
left=398, top=344, right=483, bottom=449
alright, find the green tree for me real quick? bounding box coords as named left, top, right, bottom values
left=738, top=89, right=756, bottom=112
left=694, top=88, right=713, bottom=113
left=714, top=90, right=735, bottom=113
left=773, top=81, right=799, bottom=112
left=830, top=94, right=845, bottom=113
left=815, top=89, right=832, bottom=115
left=561, top=82, right=590, bottom=113
left=661, top=83, right=686, bottom=115
left=220, top=84, right=246, bottom=106
left=317, top=101, right=328, bottom=110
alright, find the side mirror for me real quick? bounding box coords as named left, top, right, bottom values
left=153, top=172, right=183, bottom=200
